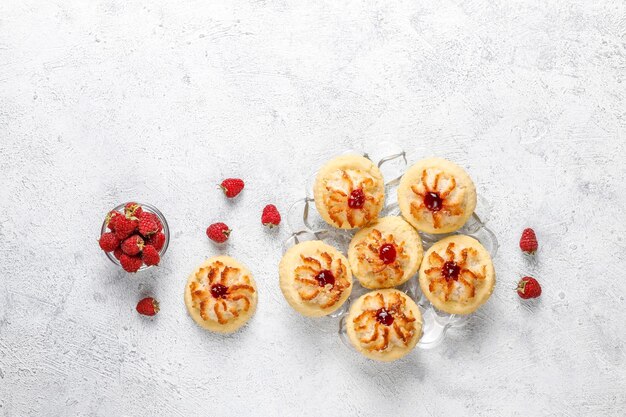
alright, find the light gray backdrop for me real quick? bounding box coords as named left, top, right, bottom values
left=1, top=0, right=625, bottom=416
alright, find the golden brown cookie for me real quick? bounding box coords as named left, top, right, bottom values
left=279, top=240, right=353, bottom=317
left=419, top=235, right=495, bottom=315
left=313, top=155, right=385, bottom=229
left=348, top=216, right=423, bottom=289
left=346, top=289, right=423, bottom=361
left=185, top=256, right=257, bottom=333
left=398, top=158, right=476, bottom=234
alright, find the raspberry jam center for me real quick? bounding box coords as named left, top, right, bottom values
left=348, top=188, right=365, bottom=209
left=442, top=261, right=460, bottom=280
left=378, top=243, right=397, bottom=264
left=314, top=269, right=335, bottom=287
left=424, top=192, right=443, bottom=212
left=375, top=308, right=394, bottom=326
left=210, top=284, right=229, bottom=299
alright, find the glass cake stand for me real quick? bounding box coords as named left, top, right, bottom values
left=282, top=143, right=498, bottom=355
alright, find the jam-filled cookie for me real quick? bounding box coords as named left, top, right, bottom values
left=419, top=235, right=495, bottom=315
left=398, top=158, right=476, bottom=234
left=184, top=256, right=257, bottom=333
left=279, top=240, right=352, bottom=317
left=313, top=155, right=385, bottom=229
left=347, top=216, right=423, bottom=289
left=346, top=289, right=422, bottom=362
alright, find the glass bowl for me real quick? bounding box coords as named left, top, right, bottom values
left=99, top=202, right=170, bottom=272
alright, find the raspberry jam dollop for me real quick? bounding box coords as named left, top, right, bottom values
left=210, top=283, right=229, bottom=299
left=348, top=188, right=366, bottom=209
left=424, top=192, right=443, bottom=212
left=314, top=269, right=335, bottom=287
left=378, top=243, right=397, bottom=264
left=442, top=261, right=460, bottom=280
left=375, top=308, right=394, bottom=326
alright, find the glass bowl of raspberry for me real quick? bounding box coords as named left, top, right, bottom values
left=99, top=202, right=170, bottom=272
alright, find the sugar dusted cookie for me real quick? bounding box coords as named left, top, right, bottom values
left=419, top=235, right=495, bottom=315
left=398, top=158, right=476, bottom=234
left=185, top=256, right=257, bottom=333
left=346, top=289, right=422, bottom=362
left=313, top=155, right=385, bottom=229
left=279, top=240, right=352, bottom=317
left=348, top=216, right=423, bottom=289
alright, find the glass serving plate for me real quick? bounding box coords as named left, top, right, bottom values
left=282, top=143, right=498, bottom=353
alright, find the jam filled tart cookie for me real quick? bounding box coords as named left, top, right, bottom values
left=185, top=256, right=258, bottom=333
left=279, top=240, right=353, bottom=317
left=419, top=235, right=495, bottom=315
left=346, top=289, right=423, bottom=362
left=398, top=158, right=476, bottom=234
left=313, top=155, right=385, bottom=229
left=347, top=216, right=423, bottom=289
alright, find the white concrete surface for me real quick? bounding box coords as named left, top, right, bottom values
left=1, top=1, right=625, bottom=416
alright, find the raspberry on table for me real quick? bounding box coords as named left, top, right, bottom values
left=206, top=222, right=231, bottom=243
left=261, top=204, right=281, bottom=228
left=220, top=178, right=245, bottom=198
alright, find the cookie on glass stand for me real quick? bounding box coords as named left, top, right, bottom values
left=279, top=240, right=353, bottom=317
left=345, top=289, right=423, bottom=362
left=184, top=256, right=258, bottom=333
left=347, top=216, right=423, bottom=289
left=419, top=235, right=495, bottom=315
left=313, top=154, right=385, bottom=230
left=398, top=158, right=476, bottom=234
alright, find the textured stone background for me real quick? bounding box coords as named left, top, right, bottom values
left=1, top=0, right=625, bottom=416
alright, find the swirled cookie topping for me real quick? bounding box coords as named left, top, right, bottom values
left=351, top=291, right=417, bottom=352
left=189, top=260, right=255, bottom=325
left=294, top=252, right=351, bottom=308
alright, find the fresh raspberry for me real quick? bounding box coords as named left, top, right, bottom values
left=98, top=232, right=119, bottom=252
left=120, top=253, right=143, bottom=273
left=206, top=222, right=231, bottom=243
left=105, top=210, right=123, bottom=231
left=136, top=297, right=159, bottom=316
left=138, top=214, right=159, bottom=237
left=146, top=232, right=166, bottom=252
left=220, top=178, right=245, bottom=198
left=121, top=235, right=144, bottom=256
left=517, top=276, right=542, bottom=299
left=140, top=212, right=163, bottom=232
left=114, top=217, right=138, bottom=240
left=261, top=204, right=281, bottom=228
left=142, top=245, right=160, bottom=266
left=124, top=202, right=143, bottom=218
left=519, top=228, right=538, bottom=253
left=113, top=247, right=124, bottom=260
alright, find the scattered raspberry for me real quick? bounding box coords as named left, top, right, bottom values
left=261, top=204, right=281, bottom=228
left=121, top=235, right=144, bottom=256
left=136, top=297, right=159, bottom=316
left=114, top=217, right=138, bottom=240
left=120, top=253, right=143, bottom=273
left=206, top=222, right=231, bottom=243
left=517, top=277, right=542, bottom=299
left=142, top=245, right=160, bottom=266
left=146, top=232, right=166, bottom=252
left=124, top=202, right=143, bottom=218
left=220, top=178, right=245, bottom=198
left=98, top=233, right=119, bottom=252
left=113, top=247, right=124, bottom=260
left=519, top=228, right=538, bottom=253
left=138, top=214, right=159, bottom=237
left=105, top=210, right=123, bottom=231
